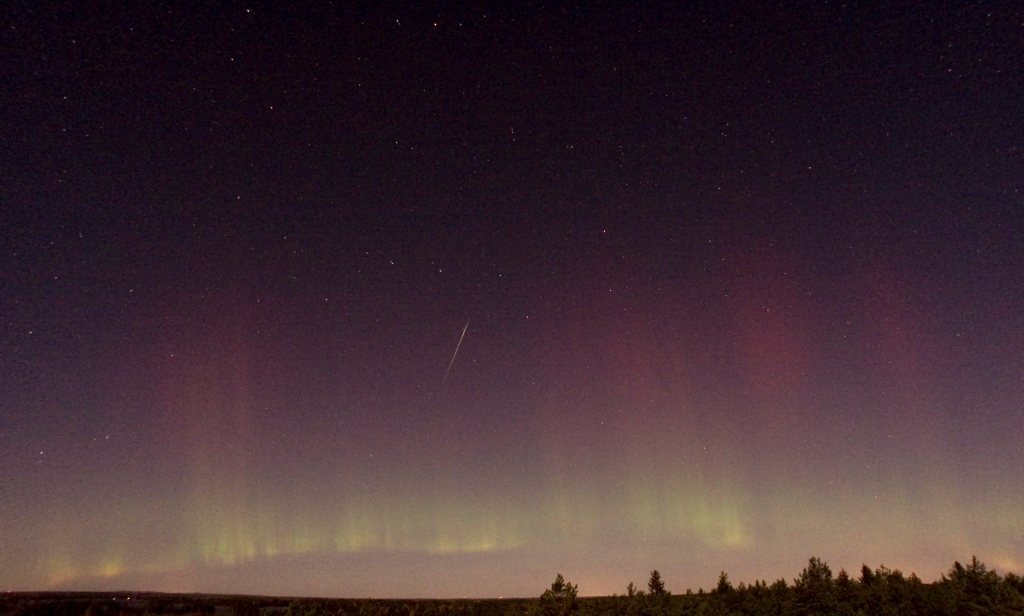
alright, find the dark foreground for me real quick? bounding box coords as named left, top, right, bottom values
left=4, top=556, right=1023, bottom=616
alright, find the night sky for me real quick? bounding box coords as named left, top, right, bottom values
left=2, top=1, right=1023, bottom=598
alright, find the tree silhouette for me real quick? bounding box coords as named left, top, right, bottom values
left=621, top=581, right=645, bottom=616
left=859, top=564, right=875, bottom=586
left=538, top=574, right=578, bottom=616
left=941, top=556, right=1024, bottom=615
left=715, top=572, right=732, bottom=594
left=647, top=570, right=667, bottom=596
left=793, top=556, right=836, bottom=615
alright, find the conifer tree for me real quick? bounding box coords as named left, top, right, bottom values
left=715, top=572, right=732, bottom=594
left=648, top=570, right=668, bottom=596
left=539, top=573, right=578, bottom=616
left=793, top=556, right=836, bottom=615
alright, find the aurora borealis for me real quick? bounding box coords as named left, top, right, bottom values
left=2, top=1, right=1022, bottom=598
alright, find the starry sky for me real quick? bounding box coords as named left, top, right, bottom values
left=2, top=1, right=1023, bottom=598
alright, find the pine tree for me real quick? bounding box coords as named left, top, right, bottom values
left=859, top=564, right=875, bottom=586
left=715, top=572, right=732, bottom=594
left=793, top=557, right=836, bottom=615
left=648, top=570, right=668, bottom=596
left=538, top=573, right=578, bottom=616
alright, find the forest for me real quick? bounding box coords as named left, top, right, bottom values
left=3, top=556, right=1021, bottom=616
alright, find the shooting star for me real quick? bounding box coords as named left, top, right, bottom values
left=443, top=319, right=470, bottom=382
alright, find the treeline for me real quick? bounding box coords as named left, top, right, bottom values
left=558, top=556, right=1024, bottom=615
left=2, top=556, right=1022, bottom=616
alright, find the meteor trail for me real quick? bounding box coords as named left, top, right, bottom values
left=444, top=320, right=470, bottom=382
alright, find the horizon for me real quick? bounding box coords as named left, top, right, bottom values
left=2, top=555, right=1016, bottom=600
left=5, top=542, right=1018, bottom=598
left=2, top=1, right=1022, bottom=598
